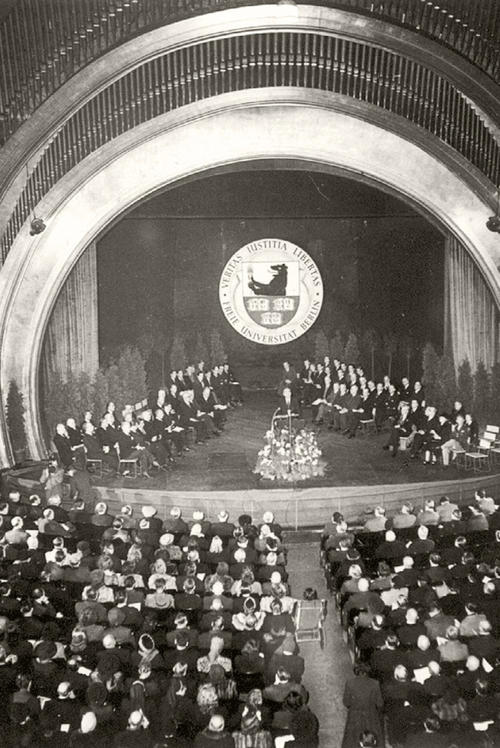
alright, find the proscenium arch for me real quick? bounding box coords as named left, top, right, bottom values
left=1, top=92, right=500, bottom=463
left=1, top=4, right=500, bottom=243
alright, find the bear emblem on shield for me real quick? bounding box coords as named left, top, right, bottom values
left=243, top=261, right=300, bottom=328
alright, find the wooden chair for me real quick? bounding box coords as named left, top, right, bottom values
left=484, top=425, right=500, bottom=464
left=118, top=458, right=141, bottom=478
left=478, top=436, right=496, bottom=470
left=452, top=445, right=467, bottom=468
left=359, top=419, right=375, bottom=435
left=465, top=440, right=490, bottom=472
left=186, top=426, right=197, bottom=446
left=86, top=458, right=102, bottom=477
left=399, top=436, right=412, bottom=451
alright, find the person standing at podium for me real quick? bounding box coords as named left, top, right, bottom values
left=277, top=386, right=302, bottom=417
left=278, top=361, right=297, bottom=395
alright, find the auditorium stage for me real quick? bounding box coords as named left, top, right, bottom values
left=93, top=393, right=500, bottom=527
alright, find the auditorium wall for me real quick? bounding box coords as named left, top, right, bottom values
left=97, top=226, right=443, bottom=385
left=94, top=171, right=443, bottom=384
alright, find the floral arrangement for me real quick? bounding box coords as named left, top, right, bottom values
left=254, top=426, right=326, bottom=483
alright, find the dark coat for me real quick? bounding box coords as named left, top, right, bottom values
left=54, top=433, right=73, bottom=467
left=194, top=729, right=235, bottom=748
left=277, top=394, right=301, bottom=417
left=342, top=674, right=385, bottom=748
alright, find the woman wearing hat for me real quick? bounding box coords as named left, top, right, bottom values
left=69, top=711, right=102, bottom=747
left=191, top=684, right=228, bottom=736
left=204, top=561, right=233, bottom=594
left=31, top=640, right=60, bottom=698
left=113, top=708, right=153, bottom=747
left=231, top=569, right=262, bottom=600
left=232, top=701, right=273, bottom=748
left=194, top=714, right=235, bottom=748
left=86, top=682, right=115, bottom=728
left=233, top=640, right=266, bottom=695
left=130, top=633, right=164, bottom=673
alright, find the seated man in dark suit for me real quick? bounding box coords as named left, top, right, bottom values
left=178, top=389, right=208, bottom=443
left=331, top=381, right=348, bottom=432
left=96, top=413, right=120, bottom=454
left=342, top=383, right=364, bottom=438
left=410, top=405, right=441, bottom=462
left=163, top=402, right=186, bottom=455
left=385, top=401, right=412, bottom=456
left=82, top=422, right=118, bottom=473
left=196, top=385, right=223, bottom=434
left=142, top=409, right=171, bottom=466
left=116, top=421, right=154, bottom=477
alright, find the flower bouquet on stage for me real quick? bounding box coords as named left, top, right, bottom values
left=254, top=413, right=326, bottom=483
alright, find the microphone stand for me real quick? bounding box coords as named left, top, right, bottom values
left=270, top=408, right=280, bottom=465
left=271, top=407, right=280, bottom=436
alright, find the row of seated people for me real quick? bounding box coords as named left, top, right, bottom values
left=278, top=357, right=424, bottom=423
left=165, top=362, right=243, bottom=405
left=0, top=497, right=319, bottom=748
left=276, top=358, right=480, bottom=452
left=52, top=362, right=244, bottom=477
left=321, top=494, right=500, bottom=747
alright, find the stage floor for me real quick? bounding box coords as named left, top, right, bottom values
left=95, top=392, right=469, bottom=492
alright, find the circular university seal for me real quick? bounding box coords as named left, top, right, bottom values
left=219, top=238, right=323, bottom=345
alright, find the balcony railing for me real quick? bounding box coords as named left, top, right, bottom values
left=1, top=30, right=498, bottom=263
left=0, top=0, right=499, bottom=146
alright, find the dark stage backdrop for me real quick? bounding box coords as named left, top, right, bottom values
left=96, top=171, right=444, bottom=375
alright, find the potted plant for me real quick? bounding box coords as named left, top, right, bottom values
left=6, top=379, right=28, bottom=464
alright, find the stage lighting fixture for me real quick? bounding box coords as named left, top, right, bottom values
left=486, top=215, right=500, bottom=234
left=488, top=189, right=500, bottom=233
left=29, top=217, right=46, bottom=236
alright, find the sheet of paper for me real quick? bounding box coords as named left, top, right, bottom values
left=473, top=721, right=493, bottom=731
left=274, top=737, right=295, bottom=748
left=482, top=657, right=493, bottom=673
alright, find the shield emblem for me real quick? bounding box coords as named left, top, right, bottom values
left=242, top=261, right=300, bottom=328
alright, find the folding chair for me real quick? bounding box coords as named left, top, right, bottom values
left=86, top=458, right=102, bottom=477
left=484, top=426, right=500, bottom=465
left=359, top=419, right=375, bottom=435
left=465, top=442, right=490, bottom=472
left=452, top=446, right=467, bottom=468
left=476, top=437, right=494, bottom=469
left=399, top=436, right=412, bottom=451
left=118, top=458, right=141, bottom=477
left=293, top=598, right=327, bottom=648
